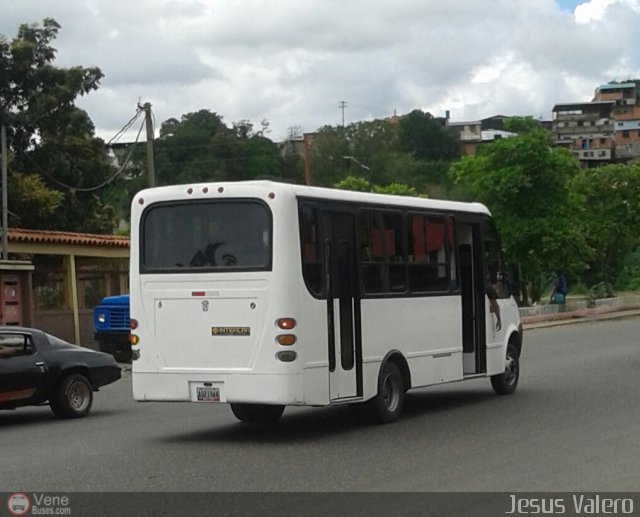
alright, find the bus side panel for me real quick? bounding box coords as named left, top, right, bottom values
left=359, top=295, right=463, bottom=399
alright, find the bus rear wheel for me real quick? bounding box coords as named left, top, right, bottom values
left=491, top=342, right=520, bottom=395
left=230, top=403, right=285, bottom=423
left=356, top=361, right=404, bottom=424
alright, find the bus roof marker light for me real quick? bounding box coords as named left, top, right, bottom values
left=268, top=192, right=275, bottom=200
left=187, top=187, right=193, bottom=195
left=138, top=198, right=144, bottom=205
left=277, top=318, right=296, bottom=329
left=218, top=186, right=224, bottom=193
left=203, top=187, right=209, bottom=194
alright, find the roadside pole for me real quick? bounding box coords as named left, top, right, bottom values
left=1, top=124, right=8, bottom=260
left=142, top=102, right=156, bottom=188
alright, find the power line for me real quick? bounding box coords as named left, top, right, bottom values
left=107, top=108, right=144, bottom=146
left=23, top=117, right=145, bottom=192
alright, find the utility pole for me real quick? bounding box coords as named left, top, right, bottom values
left=139, top=102, right=156, bottom=188
left=338, top=100, right=348, bottom=127
left=303, top=133, right=311, bottom=186
left=1, top=124, right=8, bottom=260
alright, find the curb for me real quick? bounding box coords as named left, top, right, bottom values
left=523, top=308, right=640, bottom=330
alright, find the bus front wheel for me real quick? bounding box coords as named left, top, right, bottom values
left=491, top=342, right=520, bottom=395
left=230, top=403, right=285, bottom=423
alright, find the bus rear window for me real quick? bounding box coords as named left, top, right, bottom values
left=141, top=200, right=272, bottom=272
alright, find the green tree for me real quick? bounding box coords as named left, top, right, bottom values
left=372, top=183, right=421, bottom=197
left=310, top=112, right=460, bottom=195
left=334, top=176, right=421, bottom=197
left=334, top=176, right=371, bottom=192
left=450, top=128, right=586, bottom=302
left=397, top=109, right=461, bottom=162
left=148, top=110, right=298, bottom=186
left=503, top=116, right=542, bottom=134
left=308, top=125, right=352, bottom=187
left=1, top=19, right=117, bottom=232
left=569, top=163, right=640, bottom=286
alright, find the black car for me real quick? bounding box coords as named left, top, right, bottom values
left=0, top=326, right=121, bottom=418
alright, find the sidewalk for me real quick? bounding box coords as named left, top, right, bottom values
left=520, top=294, right=640, bottom=330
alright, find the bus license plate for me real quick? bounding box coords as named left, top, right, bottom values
left=197, top=387, right=220, bottom=402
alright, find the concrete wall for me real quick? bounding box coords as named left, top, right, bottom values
left=32, top=310, right=96, bottom=349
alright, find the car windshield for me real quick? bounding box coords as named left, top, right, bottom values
left=46, top=334, right=77, bottom=349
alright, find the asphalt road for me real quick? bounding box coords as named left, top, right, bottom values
left=1, top=317, right=639, bottom=492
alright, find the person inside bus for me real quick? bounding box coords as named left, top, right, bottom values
left=486, top=281, right=502, bottom=331
left=486, top=266, right=502, bottom=331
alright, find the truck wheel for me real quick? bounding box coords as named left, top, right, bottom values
left=230, top=403, right=284, bottom=423
left=50, top=374, right=94, bottom=419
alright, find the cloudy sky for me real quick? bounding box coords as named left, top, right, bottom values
left=2, top=0, right=640, bottom=142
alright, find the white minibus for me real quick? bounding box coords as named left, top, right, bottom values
left=130, top=181, right=522, bottom=424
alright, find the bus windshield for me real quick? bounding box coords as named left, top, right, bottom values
left=141, top=200, right=272, bottom=273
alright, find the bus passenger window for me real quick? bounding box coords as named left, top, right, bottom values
left=299, top=205, right=323, bottom=296
left=408, top=214, right=452, bottom=293
left=358, top=211, right=405, bottom=294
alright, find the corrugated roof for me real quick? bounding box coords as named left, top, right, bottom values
left=8, top=228, right=129, bottom=248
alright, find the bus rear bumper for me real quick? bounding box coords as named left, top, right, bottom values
left=132, top=371, right=303, bottom=405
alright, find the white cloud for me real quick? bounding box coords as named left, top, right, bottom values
left=574, top=0, right=639, bottom=23
left=1, top=0, right=639, bottom=141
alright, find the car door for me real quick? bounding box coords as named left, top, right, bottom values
left=0, top=331, right=48, bottom=406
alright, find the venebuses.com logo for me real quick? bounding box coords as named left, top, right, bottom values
left=6, top=493, right=71, bottom=515
left=7, top=493, right=30, bottom=516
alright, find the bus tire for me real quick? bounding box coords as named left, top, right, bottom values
left=363, top=361, right=405, bottom=424
left=230, top=403, right=284, bottom=423
left=490, top=342, right=519, bottom=395
left=50, top=374, right=94, bottom=419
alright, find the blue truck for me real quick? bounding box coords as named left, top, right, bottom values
left=93, top=294, right=131, bottom=362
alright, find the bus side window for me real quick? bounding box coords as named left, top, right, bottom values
left=358, top=210, right=405, bottom=294
left=484, top=221, right=510, bottom=299
left=408, top=214, right=453, bottom=293
left=299, top=205, right=323, bottom=296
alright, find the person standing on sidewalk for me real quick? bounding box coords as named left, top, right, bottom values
left=550, top=271, right=567, bottom=304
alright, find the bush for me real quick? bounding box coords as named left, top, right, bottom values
left=587, top=282, right=615, bottom=308
left=615, top=247, right=640, bottom=291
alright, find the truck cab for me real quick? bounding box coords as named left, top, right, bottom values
left=93, top=294, right=131, bottom=362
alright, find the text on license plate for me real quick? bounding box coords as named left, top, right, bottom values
left=197, top=387, right=220, bottom=402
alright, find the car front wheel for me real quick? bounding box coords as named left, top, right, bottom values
left=50, top=374, right=94, bottom=419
